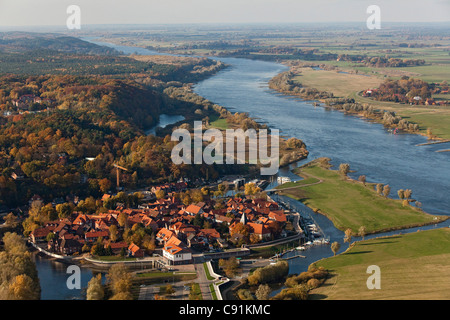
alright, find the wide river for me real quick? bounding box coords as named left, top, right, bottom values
left=35, top=40, right=450, bottom=299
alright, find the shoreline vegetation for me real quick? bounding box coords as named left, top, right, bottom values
left=268, top=61, right=450, bottom=142
left=268, top=66, right=442, bottom=141
left=275, top=158, right=449, bottom=236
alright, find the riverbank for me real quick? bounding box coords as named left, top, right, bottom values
left=275, top=158, right=449, bottom=236
left=269, top=64, right=450, bottom=141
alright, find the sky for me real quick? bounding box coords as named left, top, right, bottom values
left=0, top=0, right=449, bottom=27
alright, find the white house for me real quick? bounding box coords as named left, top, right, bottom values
left=162, top=244, right=192, bottom=265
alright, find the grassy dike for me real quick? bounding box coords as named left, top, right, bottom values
left=309, top=228, right=450, bottom=300
left=275, top=158, right=448, bottom=235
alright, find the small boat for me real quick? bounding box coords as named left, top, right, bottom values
left=296, top=246, right=306, bottom=251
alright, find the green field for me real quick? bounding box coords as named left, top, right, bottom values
left=292, top=68, right=383, bottom=98
left=208, top=114, right=230, bottom=129
left=277, top=159, right=448, bottom=234
left=351, top=92, right=450, bottom=140
left=311, top=228, right=450, bottom=300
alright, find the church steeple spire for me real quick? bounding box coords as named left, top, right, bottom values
left=240, top=211, right=247, bottom=225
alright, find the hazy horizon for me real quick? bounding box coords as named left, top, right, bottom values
left=0, top=0, right=449, bottom=29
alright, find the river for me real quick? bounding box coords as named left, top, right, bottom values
left=34, top=39, right=449, bottom=299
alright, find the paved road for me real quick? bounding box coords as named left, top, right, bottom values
left=138, top=260, right=216, bottom=300
left=194, top=262, right=213, bottom=300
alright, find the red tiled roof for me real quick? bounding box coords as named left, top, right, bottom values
left=163, top=244, right=183, bottom=255
left=85, top=230, right=109, bottom=238
left=31, top=226, right=53, bottom=238
left=156, top=228, right=174, bottom=241
left=269, top=210, right=287, bottom=222
left=247, top=222, right=271, bottom=235
left=128, top=242, right=141, bottom=254
left=200, top=228, right=221, bottom=239
left=185, top=204, right=202, bottom=214
left=108, top=242, right=128, bottom=249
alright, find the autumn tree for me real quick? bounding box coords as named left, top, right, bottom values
left=56, top=203, right=73, bottom=219
left=255, top=284, right=271, bottom=300
left=344, top=228, right=352, bottom=244
left=217, top=183, right=228, bottom=195
left=383, top=184, right=391, bottom=198
left=8, top=274, right=40, bottom=300
left=331, top=241, right=340, bottom=256
left=143, top=234, right=156, bottom=252
left=109, top=225, right=118, bottom=242
left=201, top=187, right=210, bottom=196
left=358, top=175, right=366, bottom=186
left=230, top=222, right=249, bottom=237
left=99, top=178, right=112, bottom=194
left=404, top=189, right=412, bottom=200
left=358, top=226, right=366, bottom=241
left=118, top=212, right=128, bottom=228
left=0, top=233, right=40, bottom=300
left=190, top=189, right=204, bottom=203
left=219, top=257, right=240, bottom=278
left=247, top=260, right=289, bottom=286
left=86, top=274, right=104, bottom=300
left=155, top=189, right=165, bottom=200
left=339, top=163, right=350, bottom=176
left=3, top=212, right=19, bottom=228
left=397, top=189, right=405, bottom=199
left=165, top=284, right=175, bottom=296
left=106, top=264, right=132, bottom=300
left=244, top=182, right=261, bottom=196
left=109, top=291, right=133, bottom=300
left=376, top=183, right=384, bottom=196
left=286, top=137, right=305, bottom=149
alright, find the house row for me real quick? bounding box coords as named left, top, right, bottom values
left=29, top=195, right=287, bottom=265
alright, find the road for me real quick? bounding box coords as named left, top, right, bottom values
left=139, top=282, right=192, bottom=300
left=138, top=257, right=216, bottom=300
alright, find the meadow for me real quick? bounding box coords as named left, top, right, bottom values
left=276, top=159, right=448, bottom=234
left=310, top=228, right=450, bottom=300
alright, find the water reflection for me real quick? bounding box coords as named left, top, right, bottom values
left=33, top=253, right=105, bottom=300
left=145, top=114, right=185, bottom=135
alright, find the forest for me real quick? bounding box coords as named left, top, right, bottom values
left=0, top=72, right=250, bottom=207
left=0, top=39, right=261, bottom=209
left=0, top=34, right=310, bottom=210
